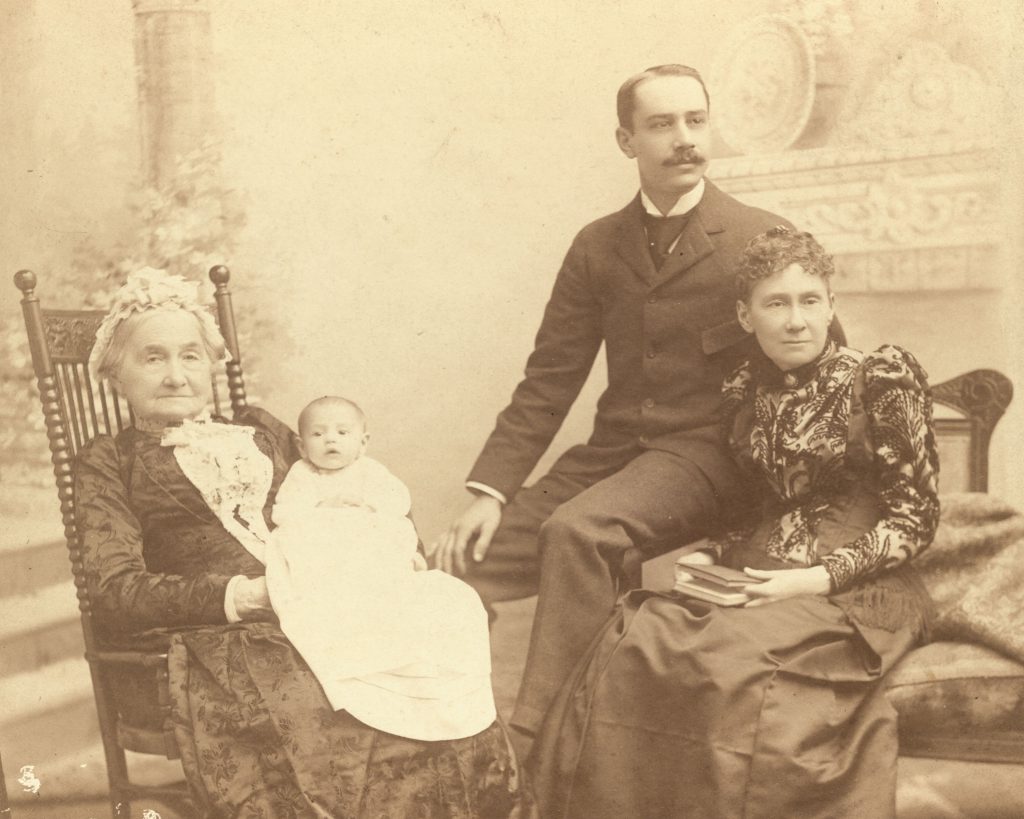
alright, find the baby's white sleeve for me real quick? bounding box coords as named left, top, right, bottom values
left=362, top=458, right=412, bottom=516
left=271, top=461, right=317, bottom=526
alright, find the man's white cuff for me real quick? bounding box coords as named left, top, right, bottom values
left=466, top=481, right=507, bottom=505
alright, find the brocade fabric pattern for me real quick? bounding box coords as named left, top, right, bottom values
left=713, top=342, right=940, bottom=591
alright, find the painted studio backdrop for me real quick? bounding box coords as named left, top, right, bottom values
left=0, top=0, right=1022, bottom=809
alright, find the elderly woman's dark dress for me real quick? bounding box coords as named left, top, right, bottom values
left=76, top=406, right=525, bottom=818
left=530, top=342, right=940, bottom=819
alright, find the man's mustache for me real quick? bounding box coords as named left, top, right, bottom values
left=664, top=151, right=705, bottom=167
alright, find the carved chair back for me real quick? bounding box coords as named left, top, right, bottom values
left=13, top=265, right=248, bottom=818
left=931, top=369, right=1013, bottom=492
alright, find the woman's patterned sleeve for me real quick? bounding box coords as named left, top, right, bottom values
left=818, top=345, right=940, bottom=590
left=75, top=437, right=234, bottom=632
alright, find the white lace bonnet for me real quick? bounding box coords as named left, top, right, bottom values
left=88, top=267, right=231, bottom=381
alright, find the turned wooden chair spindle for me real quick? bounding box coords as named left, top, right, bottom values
left=13, top=265, right=249, bottom=819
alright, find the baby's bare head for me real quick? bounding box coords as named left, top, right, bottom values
left=297, top=396, right=368, bottom=471
left=298, top=396, right=366, bottom=436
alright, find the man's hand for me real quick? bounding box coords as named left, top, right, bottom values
left=430, top=494, right=503, bottom=575
left=742, top=565, right=832, bottom=607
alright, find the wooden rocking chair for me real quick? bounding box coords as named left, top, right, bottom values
left=13, top=265, right=249, bottom=818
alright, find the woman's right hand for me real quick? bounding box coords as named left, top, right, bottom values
left=233, top=576, right=273, bottom=620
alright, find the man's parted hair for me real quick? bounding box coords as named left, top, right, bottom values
left=734, top=227, right=835, bottom=303
left=616, top=64, right=710, bottom=131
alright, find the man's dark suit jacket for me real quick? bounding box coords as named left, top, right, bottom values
left=467, top=180, right=793, bottom=501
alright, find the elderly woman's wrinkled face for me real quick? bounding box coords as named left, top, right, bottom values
left=113, top=310, right=214, bottom=424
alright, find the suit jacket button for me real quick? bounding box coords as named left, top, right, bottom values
left=647, top=295, right=658, bottom=304
left=643, top=398, right=655, bottom=408
left=639, top=434, right=650, bottom=445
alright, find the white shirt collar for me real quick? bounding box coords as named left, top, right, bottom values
left=640, top=177, right=706, bottom=217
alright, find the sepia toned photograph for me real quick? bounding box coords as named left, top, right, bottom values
left=1, top=1, right=1022, bottom=816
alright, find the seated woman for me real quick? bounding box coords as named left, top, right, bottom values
left=75, top=267, right=528, bottom=818
left=529, top=228, right=940, bottom=819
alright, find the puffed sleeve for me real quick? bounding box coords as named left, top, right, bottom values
left=817, top=345, right=940, bottom=590
left=75, top=437, right=235, bottom=632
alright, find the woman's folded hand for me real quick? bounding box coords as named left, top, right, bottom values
left=741, top=565, right=831, bottom=607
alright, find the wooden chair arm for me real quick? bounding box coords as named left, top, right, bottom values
left=88, top=649, right=179, bottom=759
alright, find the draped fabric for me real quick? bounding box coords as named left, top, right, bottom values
left=531, top=591, right=916, bottom=819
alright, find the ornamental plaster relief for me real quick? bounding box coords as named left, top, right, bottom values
left=833, top=41, right=994, bottom=147
left=707, top=10, right=1002, bottom=293
left=835, top=245, right=999, bottom=293
left=711, top=150, right=1001, bottom=292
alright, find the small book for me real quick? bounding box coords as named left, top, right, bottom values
left=673, top=559, right=764, bottom=606
left=675, top=563, right=764, bottom=588
left=672, top=577, right=754, bottom=607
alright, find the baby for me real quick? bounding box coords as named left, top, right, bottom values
left=272, top=396, right=422, bottom=567
left=265, top=396, right=495, bottom=742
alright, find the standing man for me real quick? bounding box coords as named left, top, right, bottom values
left=434, top=65, right=805, bottom=739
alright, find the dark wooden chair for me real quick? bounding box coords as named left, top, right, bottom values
left=929, top=369, right=1014, bottom=494
left=13, top=265, right=249, bottom=819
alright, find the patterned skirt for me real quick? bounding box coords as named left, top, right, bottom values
left=167, top=622, right=530, bottom=818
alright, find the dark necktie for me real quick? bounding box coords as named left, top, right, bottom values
left=643, top=212, right=691, bottom=267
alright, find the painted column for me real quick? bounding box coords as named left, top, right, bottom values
left=132, top=0, right=215, bottom=189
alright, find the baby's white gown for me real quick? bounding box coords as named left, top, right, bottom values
left=265, top=457, right=495, bottom=741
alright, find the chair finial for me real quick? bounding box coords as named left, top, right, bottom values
left=209, top=265, right=231, bottom=287
left=14, top=270, right=37, bottom=294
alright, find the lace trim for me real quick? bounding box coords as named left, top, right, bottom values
left=89, top=267, right=230, bottom=380
left=161, top=417, right=273, bottom=563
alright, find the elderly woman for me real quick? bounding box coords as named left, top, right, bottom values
left=529, top=229, right=940, bottom=818
left=75, top=268, right=527, bottom=818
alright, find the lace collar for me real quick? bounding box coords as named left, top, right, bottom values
left=157, top=413, right=273, bottom=564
